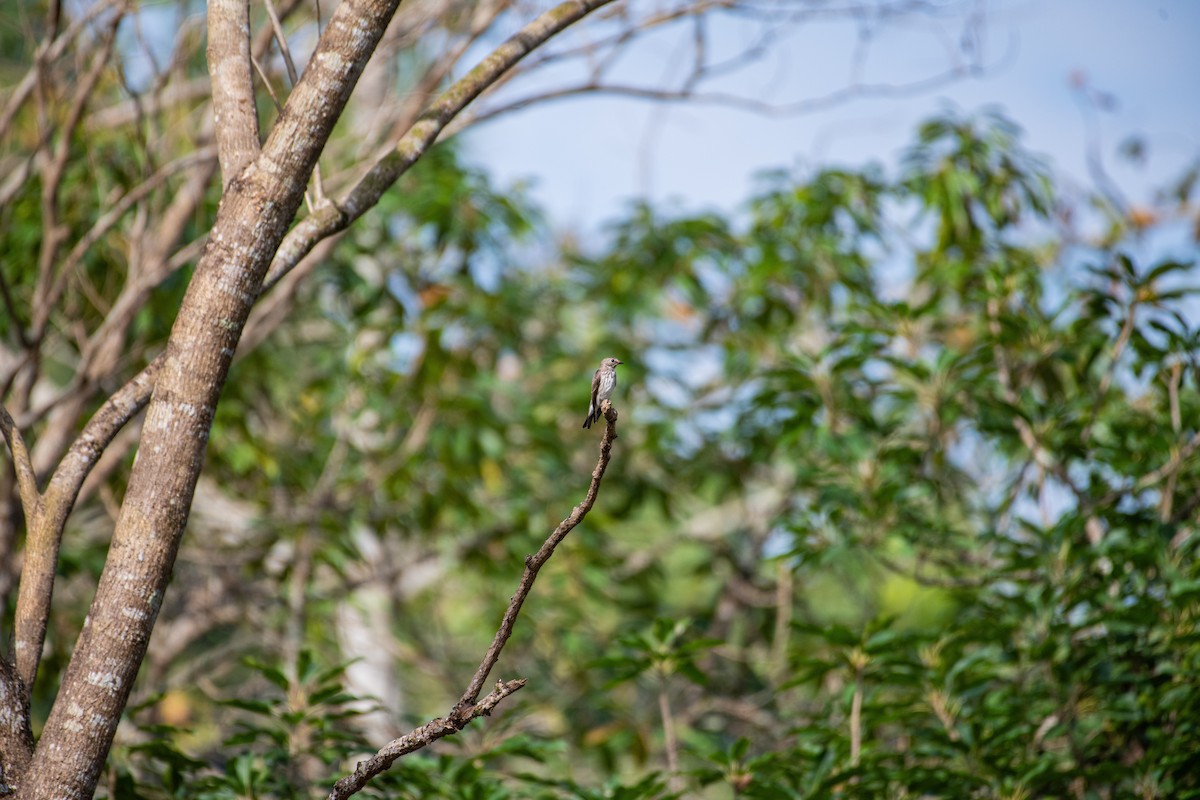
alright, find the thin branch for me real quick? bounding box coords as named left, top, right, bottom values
left=0, top=155, right=36, bottom=222
left=89, top=0, right=300, bottom=131
left=453, top=0, right=996, bottom=134
left=985, top=294, right=1097, bottom=535
left=770, top=561, right=792, bottom=680
left=1136, top=431, right=1200, bottom=489
left=263, top=0, right=327, bottom=208
left=375, top=0, right=506, bottom=155
left=0, top=0, right=124, bottom=142
left=328, top=403, right=620, bottom=799
left=263, top=0, right=619, bottom=294
left=28, top=7, right=126, bottom=344
left=34, top=148, right=217, bottom=351
left=252, top=54, right=285, bottom=111
left=461, top=66, right=974, bottom=129
left=264, top=0, right=300, bottom=86
left=43, top=358, right=161, bottom=513
left=12, top=151, right=215, bottom=445
left=327, top=680, right=527, bottom=800
left=0, top=404, right=40, bottom=521
left=510, top=0, right=736, bottom=73
left=454, top=401, right=619, bottom=716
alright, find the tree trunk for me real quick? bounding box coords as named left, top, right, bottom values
left=15, top=0, right=402, bottom=794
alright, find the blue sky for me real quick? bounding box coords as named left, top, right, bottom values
left=466, top=0, right=1200, bottom=233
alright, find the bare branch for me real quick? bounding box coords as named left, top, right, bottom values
left=14, top=152, right=217, bottom=486
left=29, top=148, right=217, bottom=376
left=44, top=359, right=162, bottom=515
left=659, top=684, right=681, bottom=791
left=0, top=155, right=36, bottom=212
left=10, top=359, right=160, bottom=696
left=88, top=77, right=210, bottom=129
left=0, top=0, right=124, bottom=142
left=21, top=0, right=405, bottom=789
left=264, top=0, right=301, bottom=87
left=454, top=401, right=619, bottom=715
left=461, top=66, right=977, bottom=129
left=260, top=0, right=327, bottom=211
left=89, top=0, right=303, bottom=131
left=28, top=7, right=127, bottom=347
left=264, top=0, right=619, bottom=293
left=327, top=679, right=527, bottom=800
left=7, top=149, right=305, bottom=679
left=328, top=403, right=620, bottom=799
left=372, top=0, right=508, bottom=150
left=208, top=0, right=262, bottom=187
left=0, top=405, right=40, bottom=521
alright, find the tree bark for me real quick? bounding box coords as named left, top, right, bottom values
left=207, top=0, right=261, bottom=187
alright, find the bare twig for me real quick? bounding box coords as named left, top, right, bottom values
left=374, top=0, right=506, bottom=149
left=264, top=0, right=300, bottom=86
left=454, top=402, right=619, bottom=715
left=31, top=147, right=217, bottom=362
left=770, top=561, right=793, bottom=680
left=327, top=680, right=527, bottom=800
left=451, top=0, right=996, bottom=137
left=262, top=0, right=326, bottom=208
left=461, top=64, right=976, bottom=130
left=328, top=403, right=620, bottom=799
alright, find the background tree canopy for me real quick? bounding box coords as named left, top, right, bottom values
left=1, top=1, right=1198, bottom=798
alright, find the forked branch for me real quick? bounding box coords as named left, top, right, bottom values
left=10, top=358, right=160, bottom=694
left=327, top=403, right=620, bottom=800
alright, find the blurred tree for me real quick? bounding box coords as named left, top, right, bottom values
left=66, top=110, right=1200, bottom=799
left=2, top=0, right=1199, bottom=798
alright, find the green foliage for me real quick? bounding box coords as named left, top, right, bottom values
left=598, top=618, right=719, bottom=689
left=102, top=654, right=371, bottom=799
left=73, top=110, right=1200, bottom=798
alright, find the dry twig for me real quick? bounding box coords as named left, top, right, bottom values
left=327, top=403, right=620, bottom=800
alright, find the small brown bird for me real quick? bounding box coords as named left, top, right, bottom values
left=582, top=357, right=622, bottom=429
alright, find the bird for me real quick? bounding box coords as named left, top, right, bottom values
left=582, top=357, right=623, bottom=429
